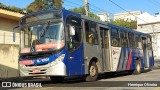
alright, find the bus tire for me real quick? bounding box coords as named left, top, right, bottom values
left=50, top=76, right=64, bottom=83
left=85, top=62, right=98, bottom=82
left=132, top=60, right=141, bottom=75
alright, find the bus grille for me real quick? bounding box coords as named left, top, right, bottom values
left=26, top=63, right=48, bottom=67
left=21, top=53, right=52, bottom=60
left=28, top=69, right=47, bottom=75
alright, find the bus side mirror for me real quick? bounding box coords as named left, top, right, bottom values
left=69, top=25, right=75, bottom=36
left=13, top=25, right=19, bottom=42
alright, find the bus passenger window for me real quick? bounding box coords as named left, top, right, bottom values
left=135, top=35, right=140, bottom=48
left=134, top=35, right=142, bottom=49
left=111, top=29, right=120, bottom=47
left=85, top=21, right=98, bottom=45
left=128, top=32, right=135, bottom=48
left=120, top=31, right=128, bottom=47
left=138, top=37, right=142, bottom=49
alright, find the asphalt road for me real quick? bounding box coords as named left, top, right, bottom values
left=1, top=69, right=160, bottom=90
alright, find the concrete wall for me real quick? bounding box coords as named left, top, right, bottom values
left=0, top=44, right=19, bottom=79
left=0, top=17, right=20, bottom=44
left=0, top=17, right=20, bottom=79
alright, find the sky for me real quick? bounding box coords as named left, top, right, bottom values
left=0, top=0, right=160, bottom=15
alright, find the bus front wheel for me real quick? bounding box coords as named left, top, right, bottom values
left=85, top=62, right=98, bottom=82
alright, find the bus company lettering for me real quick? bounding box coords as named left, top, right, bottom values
left=41, top=57, right=49, bottom=62
left=35, top=42, right=64, bottom=50
left=36, top=58, right=49, bottom=63
left=112, top=47, right=121, bottom=71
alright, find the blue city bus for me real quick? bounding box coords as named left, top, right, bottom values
left=13, top=9, right=154, bottom=82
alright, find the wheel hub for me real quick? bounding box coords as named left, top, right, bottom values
left=137, top=64, right=140, bottom=72
left=90, top=66, right=96, bottom=77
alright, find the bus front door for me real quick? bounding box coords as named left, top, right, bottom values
left=66, top=16, right=84, bottom=76
left=100, top=27, right=111, bottom=71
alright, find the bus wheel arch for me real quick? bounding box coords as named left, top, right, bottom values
left=85, top=57, right=99, bottom=82
left=89, top=57, right=101, bottom=73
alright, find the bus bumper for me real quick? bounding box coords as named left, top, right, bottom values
left=19, top=62, right=67, bottom=77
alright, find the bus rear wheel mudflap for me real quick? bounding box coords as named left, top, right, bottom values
left=50, top=76, right=65, bottom=83
left=85, top=62, right=98, bottom=82
left=132, top=60, right=141, bottom=75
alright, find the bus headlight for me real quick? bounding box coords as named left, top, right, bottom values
left=20, top=63, right=26, bottom=69
left=50, top=54, right=65, bottom=66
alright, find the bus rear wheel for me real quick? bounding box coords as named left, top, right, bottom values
left=50, top=76, right=64, bottom=83
left=85, top=62, right=98, bottom=82
left=132, top=60, right=141, bottom=75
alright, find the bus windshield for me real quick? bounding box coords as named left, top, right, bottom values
left=20, top=22, right=65, bottom=54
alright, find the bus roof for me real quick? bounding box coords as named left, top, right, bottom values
left=21, top=8, right=151, bottom=37
left=20, top=9, right=61, bottom=20
left=107, top=23, right=151, bottom=37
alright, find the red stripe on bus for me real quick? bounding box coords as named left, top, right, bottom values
left=127, top=51, right=132, bottom=70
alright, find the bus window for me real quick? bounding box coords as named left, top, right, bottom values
left=128, top=32, right=135, bottom=48
left=147, top=37, right=152, bottom=50
left=111, top=28, right=120, bottom=47
left=120, top=31, right=128, bottom=47
left=135, top=34, right=139, bottom=48
left=66, top=16, right=82, bottom=52
left=136, top=35, right=142, bottom=49
left=85, top=21, right=98, bottom=45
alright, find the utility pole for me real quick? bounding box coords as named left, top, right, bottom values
left=84, top=0, right=89, bottom=16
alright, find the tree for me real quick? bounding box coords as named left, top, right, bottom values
left=51, top=0, right=63, bottom=8
left=69, top=7, right=100, bottom=20
left=27, top=0, right=63, bottom=13
left=27, top=0, right=44, bottom=12
left=110, top=19, right=137, bottom=29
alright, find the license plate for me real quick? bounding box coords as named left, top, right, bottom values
left=32, top=68, right=40, bottom=73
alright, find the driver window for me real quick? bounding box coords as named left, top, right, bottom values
left=66, top=16, right=82, bottom=52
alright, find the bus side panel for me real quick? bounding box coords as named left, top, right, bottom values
left=83, top=43, right=102, bottom=74
left=149, top=38, right=154, bottom=67
left=117, top=47, right=128, bottom=71
left=126, top=48, right=133, bottom=70
left=122, top=48, right=129, bottom=70
left=111, top=46, right=121, bottom=71
left=112, top=47, right=149, bottom=71
left=138, top=49, right=145, bottom=68
left=149, top=50, right=154, bottom=67
left=125, top=48, right=141, bottom=71
left=62, top=9, right=85, bottom=76
left=130, top=48, right=137, bottom=70
left=129, top=48, right=147, bottom=70
left=112, top=47, right=135, bottom=71
left=66, top=44, right=85, bottom=76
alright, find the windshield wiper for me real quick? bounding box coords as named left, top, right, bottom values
left=40, top=21, right=51, bottom=37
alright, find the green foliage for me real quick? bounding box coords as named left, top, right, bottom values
left=69, top=7, right=100, bottom=20
left=110, top=19, right=137, bottom=29
left=88, top=13, right=100, bottom=20
left=0, top=3, right=24, bottom=13
left=52, top=0, right=63, bottom=8
left=27, top=0, right=63, bottom=13
left=69, top=7, right=85, bottom=15
left=27, top=0, right=44, bottom=13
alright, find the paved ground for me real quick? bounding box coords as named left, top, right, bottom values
left=1, top=69, right=160, bottom=90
